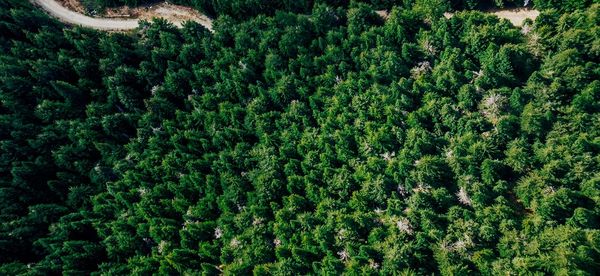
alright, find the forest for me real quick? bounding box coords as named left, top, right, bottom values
left=1, top=0, right=599, bottom=274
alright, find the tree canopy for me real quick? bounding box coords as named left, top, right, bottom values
left=1, top=0, right=599, bottom=274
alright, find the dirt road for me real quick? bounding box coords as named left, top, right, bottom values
left=31, top=0, right=213, bottom=31
left=488, top=9, right=540, bottom=26
left=377, top=8, right=539, bottom=27
left=444, top=8, right=540, bottom=26
left=32, top=0, right=536, bottom=32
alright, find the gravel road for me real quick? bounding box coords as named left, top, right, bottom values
left=32, top=0, right=139, bottom=30
left=31, top=0, right=213, bottom=31
left=32, top=0, right=537, bottom=32
left=443, top=8, right=540, bottom=26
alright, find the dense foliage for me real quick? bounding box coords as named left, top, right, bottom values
left=1, top=0, right=599, bottom=274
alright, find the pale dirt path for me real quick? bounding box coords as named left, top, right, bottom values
left=377, top=8, right=539, bottom=27
left=32, top=0, right=535, bottom=32
left=489, top=9, right=540, bottom=26
left=31, top=0, right=213, bottom=31
left=444, top=8, right=540, bottom=26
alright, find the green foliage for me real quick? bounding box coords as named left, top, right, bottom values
left=1, top=0, right=599, bottom=275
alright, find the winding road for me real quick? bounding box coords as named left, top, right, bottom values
left=32, top=0, right=537, bottom=32
left=31, top=0, right=213, bottom=31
